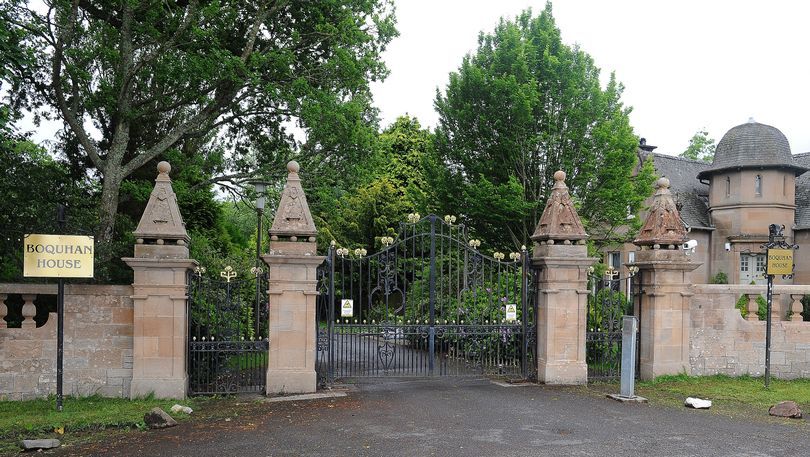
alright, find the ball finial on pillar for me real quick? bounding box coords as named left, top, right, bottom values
left=287, top=161, right=300, bottom=174
left=157, top=161, right=171, bottom=175
left=554, top=170, right=566, bottom=182
left=657, top=177, right=670, bottom=189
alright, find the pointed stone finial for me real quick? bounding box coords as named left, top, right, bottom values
left=633, top=177, right=687, bottom=247
left=269, top=161, right=317, bottom=241
left=531, top=170, right=588, bottom=242
left=133, top=161, right=190, bottom=245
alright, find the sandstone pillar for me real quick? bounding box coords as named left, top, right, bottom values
left=123, top=162, right=195, bottom=399
left=531, top=171, right=596, bottom=384
left=633, top=177, right=700, bottom=380
left=262, top=161, right=324, bottom=394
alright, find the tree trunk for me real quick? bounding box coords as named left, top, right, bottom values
left=98, top=171, right=123, bottom=244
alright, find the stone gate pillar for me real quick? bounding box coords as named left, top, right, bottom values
left=531, top=171, right=596, bottom=384
left=633, top=177, right=700, bottom=380
left=262, top=161, right=324, bottom=394
left=123, top=162, right=196, bottom=399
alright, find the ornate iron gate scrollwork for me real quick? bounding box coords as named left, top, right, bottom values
left=586, top=268, right=638, bottom=380
left=315, top=214, right=537, bottom=383
left=187, top=266, right=269, bottom=395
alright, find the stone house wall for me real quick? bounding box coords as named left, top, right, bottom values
left=0, top=284, right=133, bottom=400
left=690, top=284, right=810, bottom=378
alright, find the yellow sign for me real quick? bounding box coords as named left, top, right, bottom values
left=505, top=304, right=517, bottom=322
left=23, top=234, right=94, bottom=278
left=766, top=248, right=794, bottom=276
left=341, top=299, right=354, bottom=318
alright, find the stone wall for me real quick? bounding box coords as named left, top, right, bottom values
left=690, top=284, right=810, bottom=378
left=0, top=284, right=133, bottom=400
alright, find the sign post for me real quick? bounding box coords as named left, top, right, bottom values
left=22, top=205, right=94, bottom=411
left=762, top=224, right=798, bottom=388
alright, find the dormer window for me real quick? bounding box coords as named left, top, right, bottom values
left=755, top=175, right=762, bottom=197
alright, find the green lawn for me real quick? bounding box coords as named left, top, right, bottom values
left=0, top=395, right=200, bottom=453
left=637, top=374, right=810, bottom=410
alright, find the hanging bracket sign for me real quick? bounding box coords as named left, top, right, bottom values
left=23, top=234, right=95, bottom=278
left=766, top=248, right=794, bottom=276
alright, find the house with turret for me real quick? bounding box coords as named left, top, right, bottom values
left=606, top=120, right=810, bottom=286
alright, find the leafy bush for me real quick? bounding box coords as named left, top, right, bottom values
left=736, top=294, right=768, bottom=320
left=710, top=272, right=728, bottom=284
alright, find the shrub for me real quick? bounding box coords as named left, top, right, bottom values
left=710, top=272, right=728, bottom=284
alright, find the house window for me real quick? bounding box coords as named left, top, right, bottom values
left=783, top=175, right=787, bottom=196
left=607, top=252, right=621, bottom=269
left=628, top=251, right=635, bottom=264
left=755, top=175, right=762, bottom=197
left=725, top=176, right=731, bottom=197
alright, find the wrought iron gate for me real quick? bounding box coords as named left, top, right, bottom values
left=187, top=266, right=269, bottom=395
left=316, top=214, right=536, bottom=383
left=586, top=268, right=638, bottom=380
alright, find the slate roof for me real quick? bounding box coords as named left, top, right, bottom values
left=793, top=152, right=810, bottom=228
left=696, top=122, right=808, bottom=179
left=642, top=152, right=712, bottom=229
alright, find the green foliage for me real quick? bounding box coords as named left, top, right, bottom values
left=679, top=129, right=716, bottom=162
left=312, top=116, right=433, bottom=251
left=736, top=293, right=768, bottom=320
left=8, top=0, right=398, bottom=240
left=710, top=272, right=729, bottom=284
left=431, top=3, right=648, bottom=250
left=803, top=295, right=810, bottom=322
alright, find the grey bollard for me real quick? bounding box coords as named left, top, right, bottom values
left=620, top=316, right=638, bottom=398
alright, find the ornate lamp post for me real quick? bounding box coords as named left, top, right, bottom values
left=250, top=180, right=269, bottom=262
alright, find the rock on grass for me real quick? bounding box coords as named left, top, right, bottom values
left=144, top=407, right=178, bottom=429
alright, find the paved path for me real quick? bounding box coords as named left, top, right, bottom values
left=59, top=378, right=809, bottom=456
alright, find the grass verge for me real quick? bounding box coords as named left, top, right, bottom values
left=585, top=374, right=810, bottom=423
left=637, top=373, right=810, bottom=410
left=0, top=395, right=200, bottom=454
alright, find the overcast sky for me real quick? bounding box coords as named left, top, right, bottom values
left=371, top=0, right=810, bottom=155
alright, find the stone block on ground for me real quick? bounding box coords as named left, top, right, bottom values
left=20, top=439, right=61, bottom=450
left=769, top=401, right=802, bottom=418
left=144, top=407, right=178, bottom=429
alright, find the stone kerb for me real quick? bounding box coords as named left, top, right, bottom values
left=531, top=171, right=596, bottom=385
left=123, top=161, right=196, bottom=399
left=263, top=161, right=324, bottom=395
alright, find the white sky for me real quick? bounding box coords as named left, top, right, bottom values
left=371, top=0, right=810, bottom=155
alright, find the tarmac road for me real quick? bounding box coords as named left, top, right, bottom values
left=55, top=377, right=810, bottom=457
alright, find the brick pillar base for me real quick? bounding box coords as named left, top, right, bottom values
left=634, top=248, right=699, bottom=380
left=262, top=242, right=324, bottom=394
left=124, top=257, right=196, bottom=399
left=533, top=243, right=596, bottom=385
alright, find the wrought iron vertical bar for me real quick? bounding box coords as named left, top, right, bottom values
left=329, top=246, right=336, bottom=383
left=428, top=215, right=437, bottom=375
left=521, top=248, right=529, bottom=379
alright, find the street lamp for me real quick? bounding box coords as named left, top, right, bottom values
left=250, top=180, right=268, bottom=261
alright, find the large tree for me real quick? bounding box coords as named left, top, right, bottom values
left=679, top=129, right=715, bottom=163
left=5, top=0, right=396, bottom=241
left=432, top=4, right=651, bottom=250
